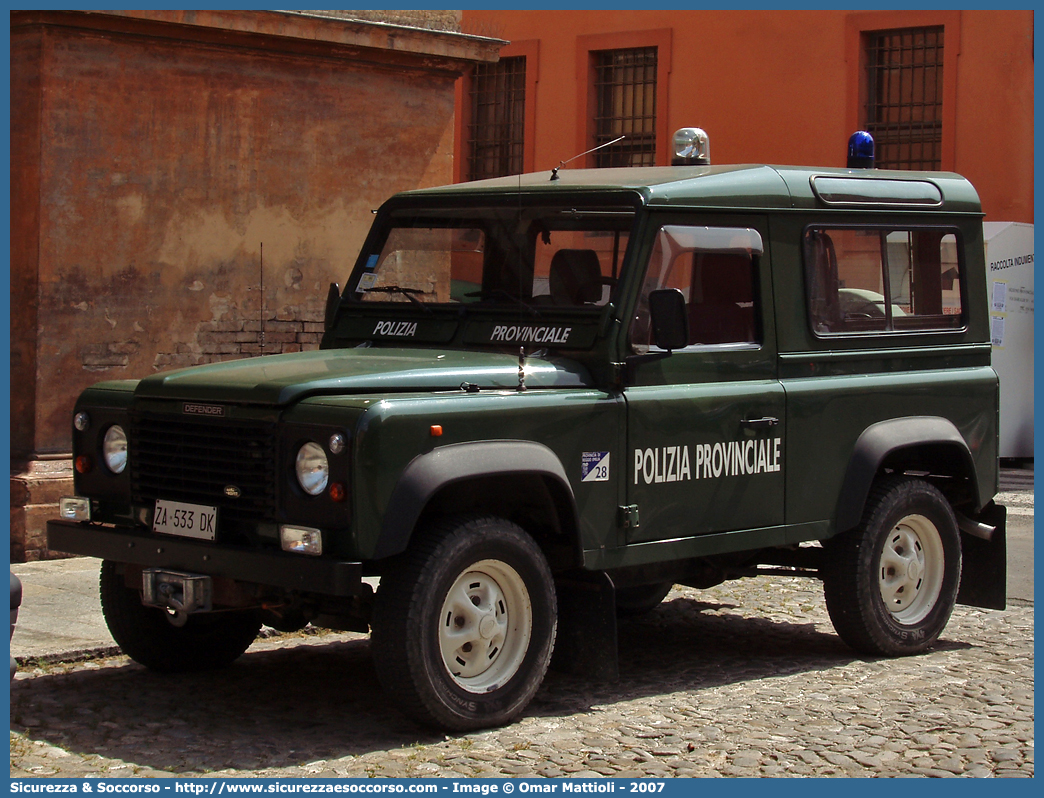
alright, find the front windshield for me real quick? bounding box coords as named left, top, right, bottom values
left=350, top=203, right=634, bottom=309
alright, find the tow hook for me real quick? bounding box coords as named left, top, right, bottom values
left=157, top=583, right=190, bottom=627
left=142, top=569, right=213, bottom=626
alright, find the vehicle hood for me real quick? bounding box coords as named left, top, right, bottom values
left=134, top=348, right=593, bottom=406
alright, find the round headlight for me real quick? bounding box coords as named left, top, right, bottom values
left=296, top=442, right=329, bottom=496
left=102, top=425, right=128, bottom=474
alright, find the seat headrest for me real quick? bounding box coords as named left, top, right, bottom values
left=549, top=249, right=603, bottom=304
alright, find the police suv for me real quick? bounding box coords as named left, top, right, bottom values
left=49, top=129, right=1006, bottom=731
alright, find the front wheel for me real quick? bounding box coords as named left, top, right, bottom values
left=370, top=516, right=557, bottom=731
left=100, top=561, right=261, bottom=672
left=823, top=478, right=961, bottom=656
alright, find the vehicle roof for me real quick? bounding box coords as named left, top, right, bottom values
left=400, top=164, right=982, bottom=214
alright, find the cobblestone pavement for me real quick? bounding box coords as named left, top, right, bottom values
left=10, top=577, right=1033, bottom=779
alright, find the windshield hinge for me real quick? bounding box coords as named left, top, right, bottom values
left=517, top=347, right=527, bottom=392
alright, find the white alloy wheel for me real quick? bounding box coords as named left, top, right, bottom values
left=439, top=559, right=533, bottom=692
left=878, top=513, right=945, bottom=625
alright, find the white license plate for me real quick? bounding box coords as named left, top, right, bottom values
left=153, top=499, right=217, bottom=541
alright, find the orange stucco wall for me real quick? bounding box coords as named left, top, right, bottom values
left=460, top=9, right=1033, bottom=223
left=951, top=11, right=1034, bottom=222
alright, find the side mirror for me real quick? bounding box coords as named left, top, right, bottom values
left=324, top=282, right=341, bottom=331
left=648, top=288, right=689, bottom=352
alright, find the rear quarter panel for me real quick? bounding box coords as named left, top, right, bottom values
left=782, top=366, right=999, bottom=528
left=770, top=211, right=998, bottom=530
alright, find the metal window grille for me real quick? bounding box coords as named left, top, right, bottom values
left=593, top=47, right=658, bottom=168
left=467, top=56, right=526, bottom=181
left=864, top=27, right=944, bottom=170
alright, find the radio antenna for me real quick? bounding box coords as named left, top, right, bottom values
left=550, top=135, right=625, bottom=181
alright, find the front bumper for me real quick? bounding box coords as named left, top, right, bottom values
left=47, top=521, right=364, bottom=597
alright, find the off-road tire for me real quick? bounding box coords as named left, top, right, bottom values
left=100, top=561, right=261, bottom=672
left=823, top=477, right=961, bottom=656
left=370, top=516, right=557, bottom=731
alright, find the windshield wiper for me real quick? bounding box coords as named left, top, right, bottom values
left=363, top=285, right=433, bottom=314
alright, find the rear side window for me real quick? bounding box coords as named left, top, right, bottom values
left=804, top=227, right=963, bottom=334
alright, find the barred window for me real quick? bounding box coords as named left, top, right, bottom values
left=467, top=56, right=526, bottom=181
left=864, top=27, right=944, bottom=170
left=593, top=47, right=657, bottom=168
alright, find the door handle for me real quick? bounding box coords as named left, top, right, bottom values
left=742, top=417, right=780, bottom=429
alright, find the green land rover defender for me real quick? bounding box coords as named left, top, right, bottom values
left=49, top=130, right=1006, bottom=731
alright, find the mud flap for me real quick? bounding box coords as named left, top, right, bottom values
left=957, top=501, right=1007, bottom=611
left=551, top=570, right=619, bottom=681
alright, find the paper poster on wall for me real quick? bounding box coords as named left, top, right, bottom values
left=990, top=315, right=1006, bottom=348
left=992, top=281, right=1008, bottom=313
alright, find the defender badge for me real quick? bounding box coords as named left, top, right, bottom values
left=183, top=402, right=225, bottom=417
left=224, top=485, right=241, bottom=498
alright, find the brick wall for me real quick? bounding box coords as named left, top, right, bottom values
left=10, top=9, right=502, bottom=560
left=154, top=317, right=329, bottom=370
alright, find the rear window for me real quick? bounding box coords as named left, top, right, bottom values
left=804, top=227, right=963, bottom=334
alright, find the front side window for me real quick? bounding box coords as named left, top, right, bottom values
left=805, top=227, right=962, bottom=334
left=352, top=204, right=634, bottom=309
left=631, top=225, right=763, bottom=351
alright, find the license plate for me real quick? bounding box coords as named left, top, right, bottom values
left=153, top=499, right=217, bottom=541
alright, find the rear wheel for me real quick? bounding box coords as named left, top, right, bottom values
left=823, top=478, right=961, bottom=656
left=370, top=516, right=557, bottom=731
left=100, top=561, right=261, bottom=672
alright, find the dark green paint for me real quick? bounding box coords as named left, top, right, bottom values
left=61, top=160, right=1000, bottom=594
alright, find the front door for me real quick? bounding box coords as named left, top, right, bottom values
left=624, top=217, right=785, bottom=543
